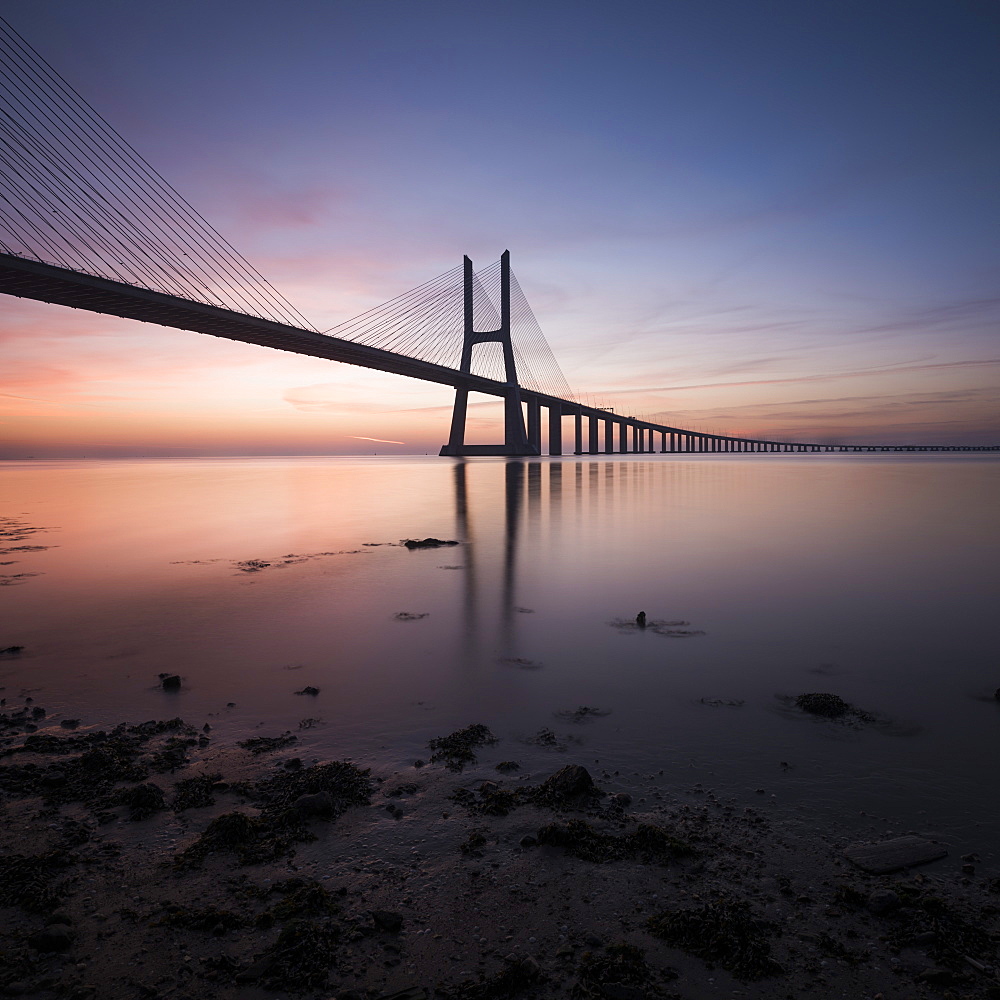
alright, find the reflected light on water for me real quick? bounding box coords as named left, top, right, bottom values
left=2, top=454, right=998, bottom=840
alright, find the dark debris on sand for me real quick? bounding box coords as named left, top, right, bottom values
left=646, top=897, right=782, bottom=979
left=794, top=692, right=875, bottom=723
left=538, top=818, right=693, bottom=865
left=402, top=537, right=460, bottom=549
left=176, top=760, right=373, bottom=866
left=428, top=724, right=498, bottom=772
left=238, top=732, right=298, bottom=754
left=573, top=942, right=677, bottom=1000
left=452, top=765, right=604, bottom=819
left=0, top=718, right=197, bottom=809
left=171, top=771, right=223, bottom=811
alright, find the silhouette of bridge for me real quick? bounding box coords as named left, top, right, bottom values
left=1, top=19, right=995, bottom=456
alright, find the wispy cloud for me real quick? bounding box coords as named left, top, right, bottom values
left=608, top=357, right=1000, bottom=397
left=349, top=435, right=405, bottom=445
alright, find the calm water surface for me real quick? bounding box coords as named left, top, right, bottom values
left=2, top=455, right=998, bottom=843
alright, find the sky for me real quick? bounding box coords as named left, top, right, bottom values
left=1, top=0, right=998, bottom=456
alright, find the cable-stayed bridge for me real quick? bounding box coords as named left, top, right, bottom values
left=1, top=19, right=995, bottom=456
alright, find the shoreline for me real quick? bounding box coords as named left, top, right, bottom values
left=2, top=710, right=998, bottom=1000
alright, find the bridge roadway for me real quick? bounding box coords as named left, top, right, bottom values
left=2, top=252, right=996, bottom=456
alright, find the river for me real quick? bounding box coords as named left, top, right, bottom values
left=2, top=454, right=998, bottom=844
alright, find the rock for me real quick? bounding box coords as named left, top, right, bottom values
left=413, top=759, right=426, bottom=768
left=295, top=686, right=320, bottom=696
left=540, top=764, right=596, bottom=798
left=60, top=719, right=80, bottom=728
left=610, top=792, right=632, bottom=808
left=519, top=835, right=538, bottom=848
left=160, top=674, right=181, bottom=691
left=495, top=761, right=520, bottom=773
left=994, top=688, right=1000, bottom=701
left=46, top=911, right=73, bottom=926
left=292, top=791, right=335, bottom=818
left=371, top=910, right=403, bottom=933
left=635, top=611, right=647, bottom=628
left=517, top=955, right=541, bottom=979
left=235, top=955, right=276, bottom=982
left=0, top=645, right=24, bottom=655
left=868, top=889, right=901, bottom=914
left=844, top=836, right=948, bottom=874
left=919, top=968, right=954, bottom=986
left=29, top=926, right=74, bottom=952
left=283, top=757, right=303, bottom=770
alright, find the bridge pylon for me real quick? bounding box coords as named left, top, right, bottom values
left=439, top=251, right=538, bottom=456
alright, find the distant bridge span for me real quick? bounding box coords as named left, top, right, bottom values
left=3, top=251, right=996, bottom=456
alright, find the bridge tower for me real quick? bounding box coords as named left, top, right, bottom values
left=439, top=251, right=539, bottom=456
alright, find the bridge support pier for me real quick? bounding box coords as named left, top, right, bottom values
left=548, top=405, right=562, bottom=455
left=440, top=251, right=538, bottom=456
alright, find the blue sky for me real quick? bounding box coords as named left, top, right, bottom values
left=2, top=0, right=998, bottom=454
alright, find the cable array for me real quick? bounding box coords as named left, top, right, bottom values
left=0, top=18, right=575, bottom=399
left=0, top=16, right=312, bottom=329
left=324, top=257, right=574, bottom=398
left=323, top=264, right=465, bottom=367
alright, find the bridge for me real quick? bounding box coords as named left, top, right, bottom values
left=1, top=18, right=995, bottom=457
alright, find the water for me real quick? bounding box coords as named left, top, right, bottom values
left=2, top=454, right=998, bottom=844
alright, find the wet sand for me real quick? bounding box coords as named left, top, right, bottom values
left=2, top=704, right=998, bottom=1000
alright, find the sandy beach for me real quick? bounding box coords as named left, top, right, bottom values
left=2, top=697, right=998, bottom=1000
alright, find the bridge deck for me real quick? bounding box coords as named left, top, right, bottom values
left=2, top=252, right=996, bottom=454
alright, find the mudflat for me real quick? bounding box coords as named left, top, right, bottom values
left=2, top=708, right=998, bottom=1000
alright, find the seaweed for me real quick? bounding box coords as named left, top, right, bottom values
left=256, top=917, right=341, bottom=990
left=0, top=718, right=198, bottom=813
left=0, top=851, right=71, bottom=913
left=175, top=811, right=270, bottom=866
left=177, top=761, right=373, bottom=866
left=172, top=772, right=222, bottom=811
left=794, top=692, right=874, bottom=723
left=538, top=819, right=692, bottom=864
left=117, top=781, right=166, bottom=820
left=428, top=724, right=497, bottom=772
left=239, top=732, right=298, bottom=754
left=646, top=898, right=782, bottom=979
left=451, top=765, right=605, bottom=818
left=573, top=943, right=668, bottom=999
